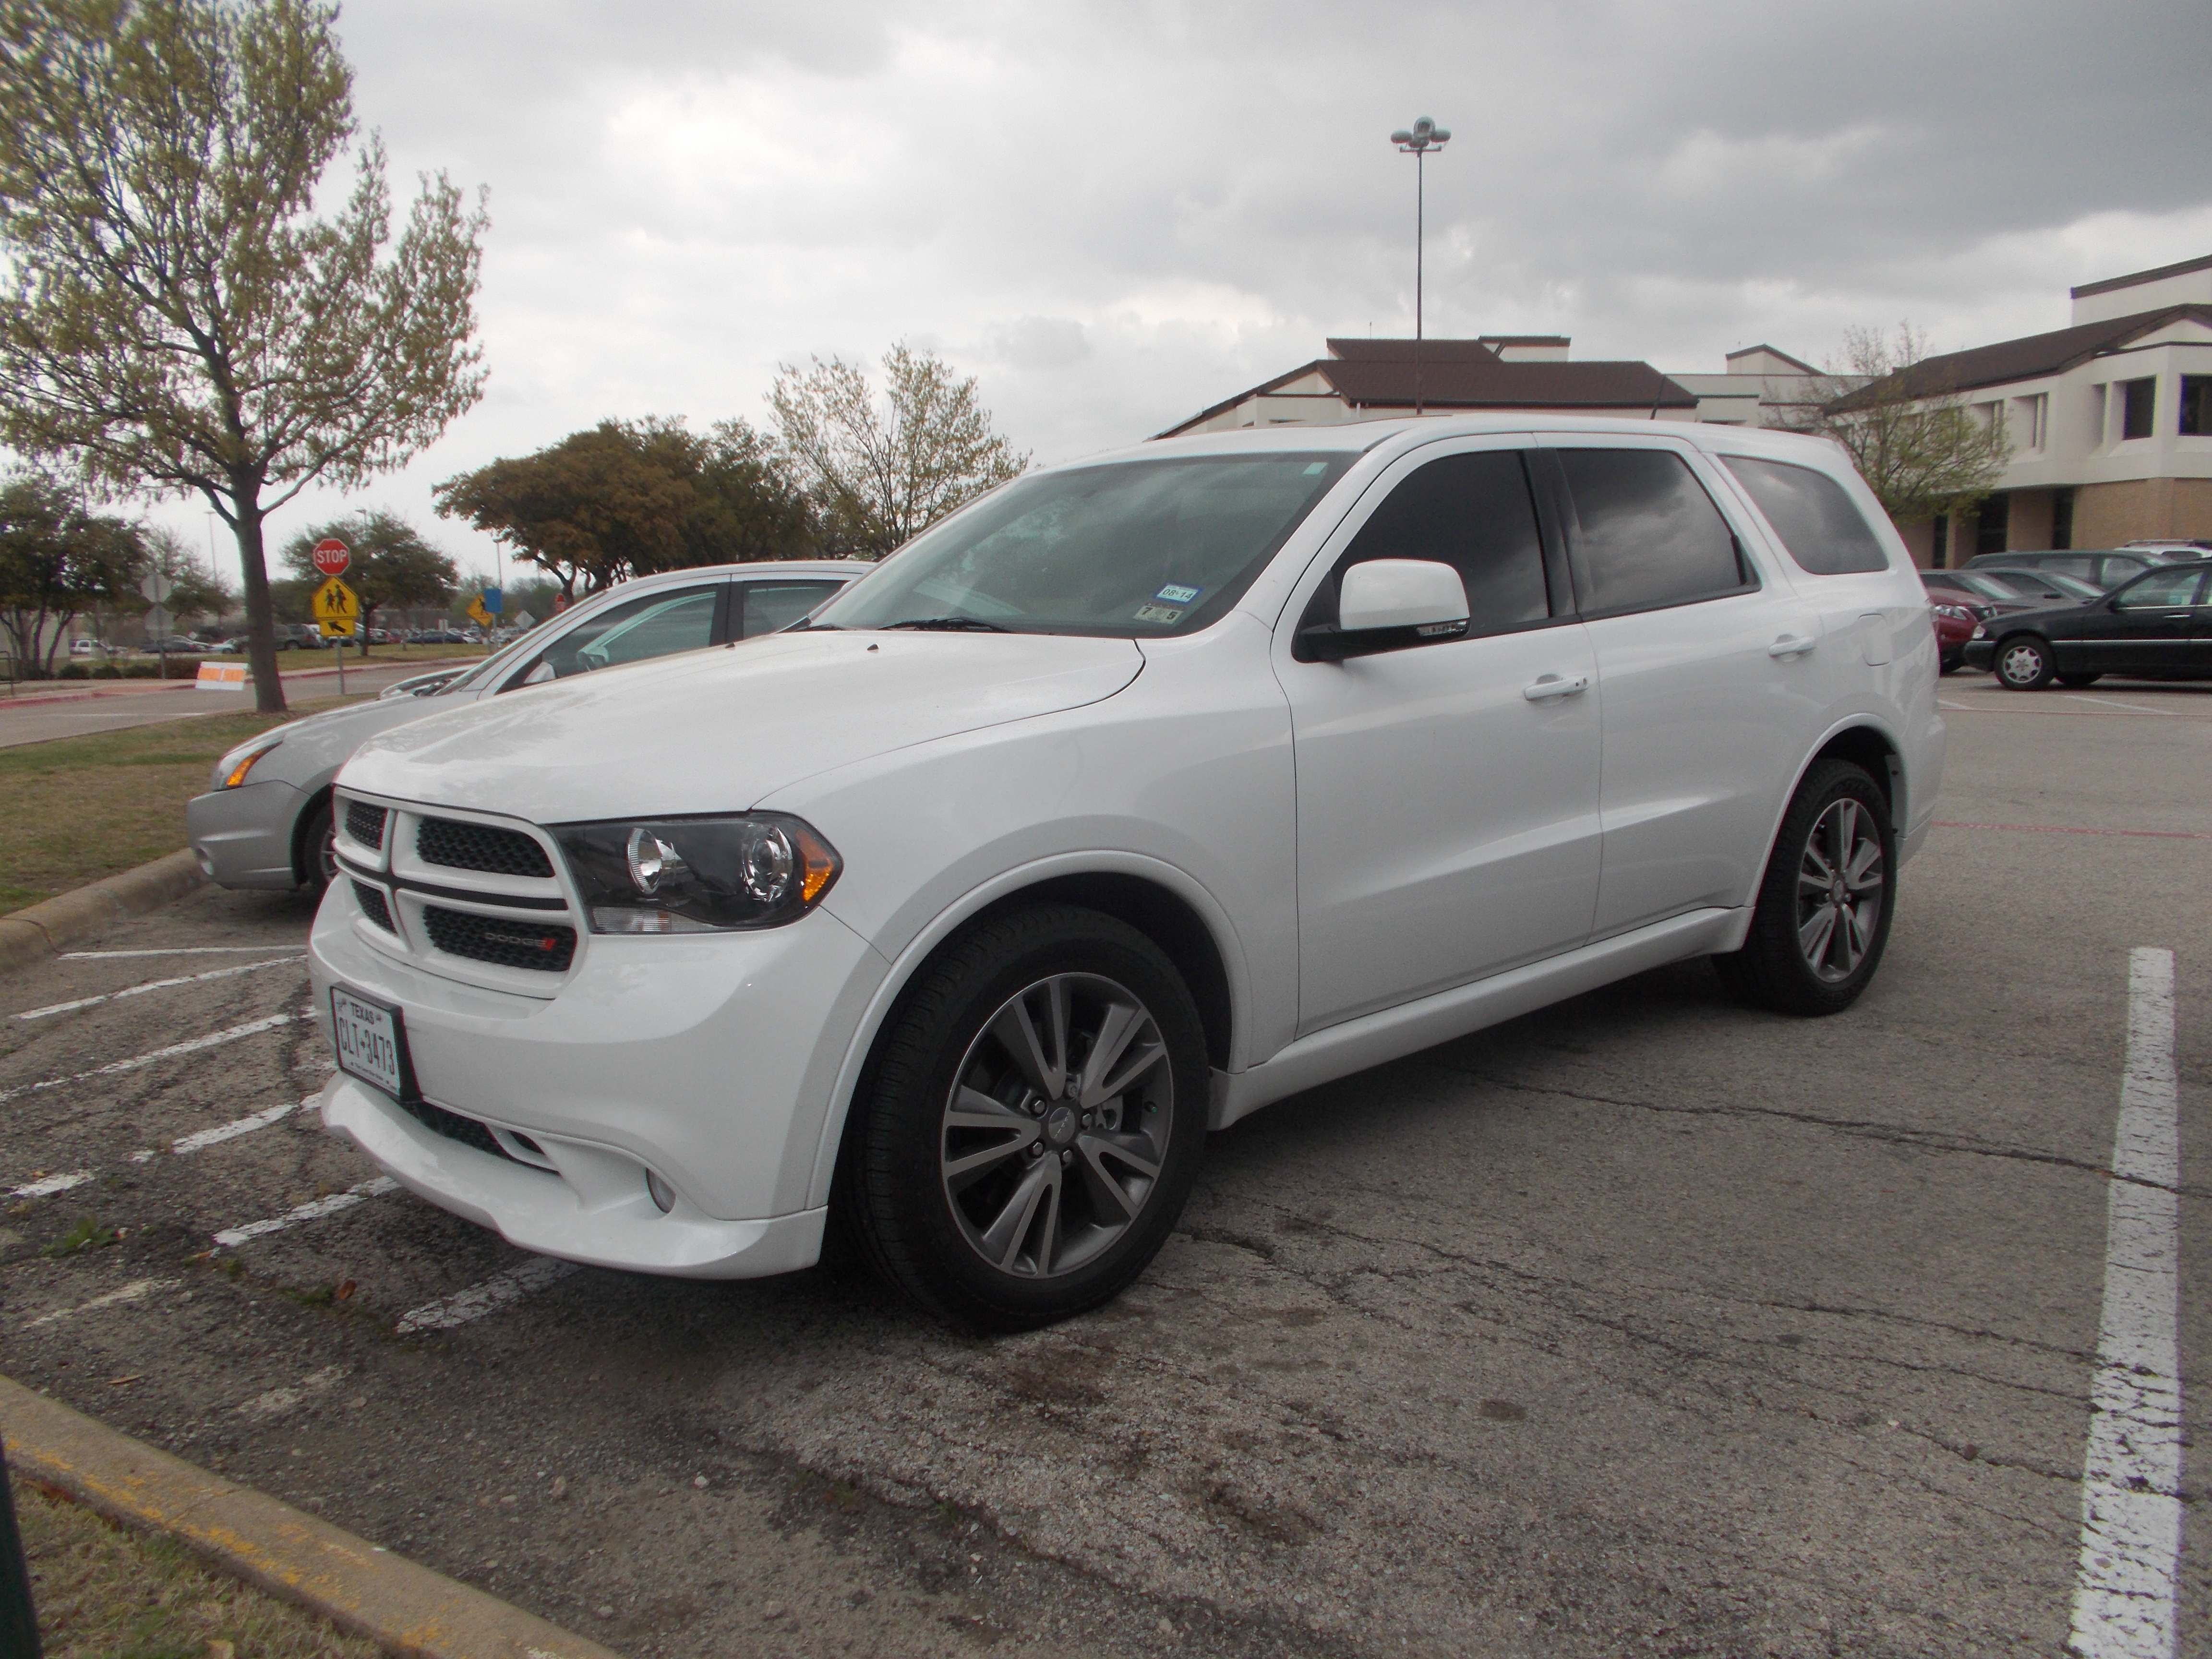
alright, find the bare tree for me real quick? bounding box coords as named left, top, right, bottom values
left=0, top=0, right=488, bottom=710
left=1793, top=324, right=2011, bottom=524
left=769, top=343, right=1027, bottom=559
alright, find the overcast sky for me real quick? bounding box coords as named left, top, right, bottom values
left=148, top=0, right=2212, bottom=593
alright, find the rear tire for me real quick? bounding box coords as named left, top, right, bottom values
left=1994, top=635, right=2056, bottom=690
left=837, top=904, right=1208, bottom=1332
left=1713, top=759, right=1895, bottom=1017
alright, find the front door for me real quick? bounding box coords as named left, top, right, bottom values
left=1280, top=441, right=1603, bottom=1034
left=2088, top=567, right=2208, bottom=675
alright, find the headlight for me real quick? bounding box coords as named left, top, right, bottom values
left=1970, top=624, right=1987, bottom=639
left=212, top=732, right=284, bottom=790
left=1932, top=603, right=1973, bottom=622
left=552, top=814, right=841, bottom=933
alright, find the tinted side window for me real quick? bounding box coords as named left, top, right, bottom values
left=1306, top=451, right=1550, bottom=636
left=1558, top=450, right=1750, bottom=614
left=739, top=580, right=843, bottom=638
left=2114, top=569, right=2208, bottom=609
left=523, top=586, right=719, bottom=682
left=1720, top=456, right=1889, bottom=575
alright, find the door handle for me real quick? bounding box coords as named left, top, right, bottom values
left=1767, top=634, right=1818, bottom=659
left=1522, top=673, right=1590, bottom=702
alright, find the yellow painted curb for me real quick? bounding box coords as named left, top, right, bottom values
left=0, top=1375, right=620, bottom=1659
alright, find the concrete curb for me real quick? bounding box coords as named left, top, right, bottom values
left=0, top=850, right=205, bottom=978
left=1, top=1376, right=621, bottom=1659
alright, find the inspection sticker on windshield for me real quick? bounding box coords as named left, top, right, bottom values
left=1154, top=583, right=1202, bottom=604
left=1132, top=604, right=1184, bottom=624
left=331, top=985, right=410, bottom=1101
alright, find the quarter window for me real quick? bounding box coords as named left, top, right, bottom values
left=1556, top=449, right=1751, bottom=614
left=1306, top=450, right=1551, bottom=637
left=1719, top=456, right=1890, bottom=575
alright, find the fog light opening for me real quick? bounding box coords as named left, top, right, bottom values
left=645, top=1169, right=676, bottom=1214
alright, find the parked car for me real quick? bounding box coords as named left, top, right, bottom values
left=306, top=417, right=1942, bottom=1329
left=271, top=623, right=326, bottom=650
left=1963, top=559, right=2212, bottom=688
left=1923, top=568, right=2089, bottom=611
left=2121, top=539, right=2212, bottom=558
left=1928, top=601, right=1976, bottom=673
left=190, top=562, right=857, bottom=895
left=140, top=636, right=205, bottom=655
left=1961, top=549, right=2153, bottom=589
left=68, top=638, right=116, bottom=658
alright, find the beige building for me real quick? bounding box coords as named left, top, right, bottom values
left=1835, top=253, right=2212, bottom=565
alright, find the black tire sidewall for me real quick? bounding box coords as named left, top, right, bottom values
left=853, top=906, right=1208, bottom=1330
left=302, top=800, right=336, bottom=894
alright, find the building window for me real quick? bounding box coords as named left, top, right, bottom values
left=2121, top=377, right=2156, bottom=440
left=2182, top=375, right=2212, bottom=436
left=1931, top=515, right=1949, bottom=569
left=1973, top=493, right=2009, bottom=557
left=2051, top=487, right=2074, bottom=551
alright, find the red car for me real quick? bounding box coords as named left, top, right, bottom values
left=1929, top=600, right=1975, bottom=673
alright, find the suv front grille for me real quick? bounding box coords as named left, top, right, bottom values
left=416, top=817, right=552, bottom=878
left=345, top=801, right=388, bottom=850
left=421, top=905, right=575, bottom=972
left=351, top=880, right=395, bottom=933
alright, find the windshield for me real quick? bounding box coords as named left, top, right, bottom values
left=811, top=453, right=1356, bottom=637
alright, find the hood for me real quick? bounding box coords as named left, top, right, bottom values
left=338, top=630, right=1145, bottom=822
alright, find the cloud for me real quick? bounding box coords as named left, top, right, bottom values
left=130, top=0, right=2212, bottom=584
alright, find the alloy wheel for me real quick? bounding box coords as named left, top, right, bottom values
left=939, top=972, right=1173, bottom=1279
left=1998, top=640, right=2047, bottom=688
left=1796, top=798, right=1885, bottom=983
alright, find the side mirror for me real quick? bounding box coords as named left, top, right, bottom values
left=1298, top=559, right=1469, bottom=662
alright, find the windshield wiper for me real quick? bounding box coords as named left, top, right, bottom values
left=880, top=616, right=1010, bottom=632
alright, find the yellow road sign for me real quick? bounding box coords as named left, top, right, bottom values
left=466, top=594, right=493, bottom=628
left=312, top=577, right=358, bottom=622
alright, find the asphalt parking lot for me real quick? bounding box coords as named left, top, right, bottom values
left=0, top=673, right=2203, bottom=1659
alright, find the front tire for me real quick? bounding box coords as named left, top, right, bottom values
left=300, top=799, right=338, bottom=895
left=1713, top=759, right=1896, bottom=1017
left=1995, top=635, right=2056, bottom=690
left=838, top=904, right=1208, bottom=1331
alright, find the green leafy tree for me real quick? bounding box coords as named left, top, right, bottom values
left=434, top=417, right=815, bottom=598
left=769, top=343, right=1027, bottom=559
left=0, top=470, right=144, bottom=675
left=0, top=0, right=489, bottom=711
left=1800, top=324, right=2012, bottom=524
left=132, top=525, right=235, bottom=637
left=279, top=509, right=457, bottom=654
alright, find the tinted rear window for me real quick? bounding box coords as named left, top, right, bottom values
left=1720, top=456, right=1889, bottom=575
left=1557, top=449, right=1750, bottom=614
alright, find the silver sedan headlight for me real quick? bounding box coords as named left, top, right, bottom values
left=551, top=814, right=841, bottom=933
left=210, top=731, right=285, bottom=790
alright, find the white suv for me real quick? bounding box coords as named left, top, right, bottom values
left=309, top=418, right=1942, bottom=1329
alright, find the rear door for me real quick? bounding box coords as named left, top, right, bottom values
left=1542, top=440, right=1830, bottom=938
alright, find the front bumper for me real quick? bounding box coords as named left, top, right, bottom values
left=188, top=780, right=309, bottom=890
left=308, top=874, right=889, bottom=1278
left=1961, top=639, right=1996, bottom=671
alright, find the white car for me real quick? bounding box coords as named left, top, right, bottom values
left=189, top=562, right=857, bottom=892
left=309, top=418, right=1943, bottom=1330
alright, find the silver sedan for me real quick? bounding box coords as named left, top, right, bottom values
left=187, top=561, right=858, bottom=892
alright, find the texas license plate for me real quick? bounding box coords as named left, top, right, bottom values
left=330, top=986, right=409, bottom=1100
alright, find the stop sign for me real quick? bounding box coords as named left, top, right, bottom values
left=312, top=538, right=351, bottom=577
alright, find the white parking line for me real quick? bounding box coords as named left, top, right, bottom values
left=130, top=1098, right=309, bottom=1162
left=15, top=954, right=305, bottom=1021
left=24, top=1278, right=179, bottom=1331
left=0, top=1014, right=293, bottom=1105
left=58, top=947, right=307, bottom=960
left=8, top=1172, right=92, bottom=1200
left=211, top=1176, right=398, bottom=1248
left=395, top=1256, right=580, bottom=1335
left=2062, top=693, right=2190, bottom=718
left=2070, top=947, right=2184, bottom=1659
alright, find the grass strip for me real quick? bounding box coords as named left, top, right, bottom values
left=0, top=698, right=351, bottom=913
left=15, top=1472, right=380, bottom=1659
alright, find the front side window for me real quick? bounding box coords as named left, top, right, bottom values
left=2121, top=377, right=2157, bottom=441
left=2113, top=569, right=2207, bottom=609
left=2180, top=375, right=2211, bottom=437
left=516, top=585, right=720, bottom=684
left=1300, top=450, right=1551, bottom=636
left=1557, top=449, right=1750, bottom=614
left=1720, top=455, right=1889, bottom=575
left=738, top=580, right=843, bottom=638
left=810, top=454, right=1355, bottom=637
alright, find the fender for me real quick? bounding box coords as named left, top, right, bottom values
left=802, top=849, right=1254, bottom=1211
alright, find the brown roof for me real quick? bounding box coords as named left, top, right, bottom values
left=2071, top=252, right=2212, bottom=300
left=1156, top=338, right=1694, bottom=437
left=1828, top=305, right=2212, bottom=410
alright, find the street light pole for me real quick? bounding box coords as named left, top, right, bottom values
left=1389, top=116, right=1450, bottom=416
